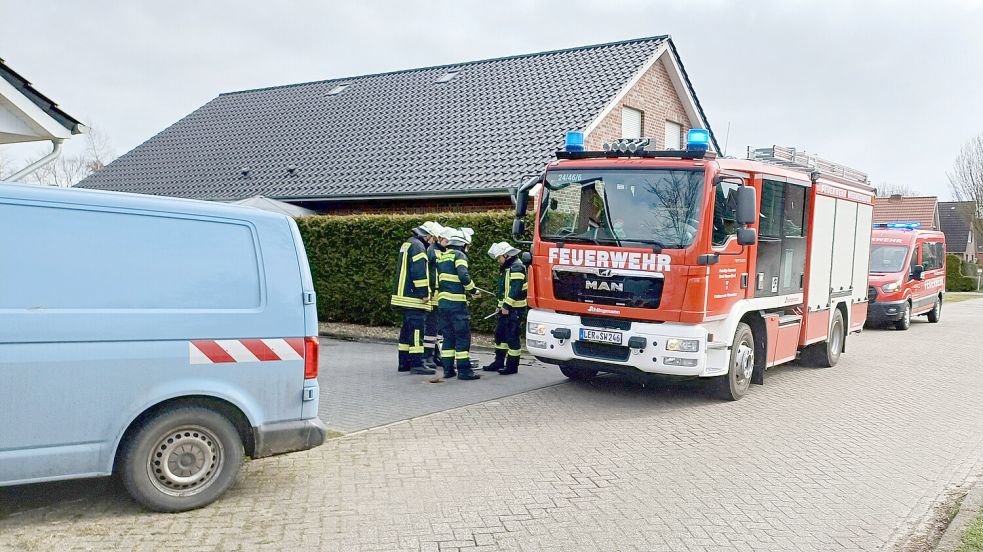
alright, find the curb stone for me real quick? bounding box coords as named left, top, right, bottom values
left=937, top=478, right=983, bottom=551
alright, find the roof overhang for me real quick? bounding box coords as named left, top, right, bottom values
left=582, top=37, right=720, bottom=154
left=0, top=59, right=84, bottom=145
left=273, top=188, right=512, bottom=203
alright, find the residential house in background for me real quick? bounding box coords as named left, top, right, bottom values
left=938, top=201, right=978, bottom=262
left=872, top=195, right=940, bottom=230
left=76, top=36, right=717, bottom=214
left=1, top=57, right=84, bottom=180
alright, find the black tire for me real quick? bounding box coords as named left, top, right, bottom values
left=894, top=301, right=911, bottom=331
left=803, top=309, right=844, bottom=368
left=927, top=298, right=942, bottom=323
left=559, top=364, right=597, bottom=382
left=714, top=322, right=754, bottom=401
left=120, top=406, right=243, bottom=513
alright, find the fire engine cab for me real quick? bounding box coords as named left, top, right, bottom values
left=512, top=131, right=875, bottom=400
left=866, top=223, right=945, bottom=330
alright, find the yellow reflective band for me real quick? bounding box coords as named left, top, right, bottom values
left=412, top=278, right=429, bottom=288
left=411, top=252, right=428, bottom=263
left=463, top=281, right=476, bottom=291
left=503, top=298, right=527, bottom=307
left=454, top=351, right=470, bottom=359
left=440, top=293, right=467, bottom=302
left=390, top=296, right=432, bottom=310
left=455, top=259, right=468, bottom=268
left=400, top=243, right=410, bottom=252
left=495, top=343, right=509, bottom=350
left=439, top=274, right=461, bottom=282
left=507, top=349, right=521, bottom=357
left=522, top=283, right=529, bottom=290
left=398, top=344, right=410, bottom=351
left=509, top=273, right=526, bottom=280
left=441, top=350, right=456, bottom=358
left=409, top=347, right=425, bottom=354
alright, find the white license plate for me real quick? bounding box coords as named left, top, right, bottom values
left=579, top=328, right=622, bottom=345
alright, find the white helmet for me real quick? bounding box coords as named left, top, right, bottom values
left=420, top=221, right=444, bottom=238
left=448, top=227, right=474, bottom=247
left=487, top=241, right=519, bottom=260
left=438, top=226, right=457, bottom=241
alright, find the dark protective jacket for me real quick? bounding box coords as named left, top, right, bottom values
left=426, top=242, right=446, bottom=295
left=496, top=256, right=528, bottom=310
left=436, top=246, right=475, bottom=310
left=391, top=235, right=431, bottom=311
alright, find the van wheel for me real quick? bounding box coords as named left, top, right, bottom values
left=927, top=298, right=942, bottom=323
left=120, top=407, right=243, bottom=512
left=559, top=364, right=597, bottom=382
left=803, top=309, right=844, bottom=368
left=714, top=322, right=754, bottom=401
left=894, top=302, right=911, bottom=331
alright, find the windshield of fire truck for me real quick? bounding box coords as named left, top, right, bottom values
left=539, top=169, right=705, bottom=248
left=869, top=244, right=910, bottom=273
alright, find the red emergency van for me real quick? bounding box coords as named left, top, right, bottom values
left=867, top=223, right=945, bottom=330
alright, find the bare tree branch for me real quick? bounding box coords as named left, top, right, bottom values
left=28, top=122, right=117, bottom=187
left=948, top=133, right=983, bottom=238
left=875, top=182, right=917, bottom=197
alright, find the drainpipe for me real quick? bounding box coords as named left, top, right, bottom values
left=8, top=139, right=65, bottom=183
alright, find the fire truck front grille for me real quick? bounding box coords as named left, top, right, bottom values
left=573, top=341, right=631, bottom=362
left=552, top=270, right=663, bottom=309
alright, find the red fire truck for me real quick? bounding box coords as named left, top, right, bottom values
left=867, top=223, right=946, bottom=330
left=512, top=132, right=875, bottom=400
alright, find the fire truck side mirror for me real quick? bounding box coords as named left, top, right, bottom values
left=737, top=227, right=757, bottom=246
left=911, top=265, right=924, bottom=280
left=736, top=186, right=757, bottom=226
left=512, top=218, right=526, bottom=240
left=515, top=190, right=529, bottom=217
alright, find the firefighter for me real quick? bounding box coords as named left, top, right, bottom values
left=421, top=221, right=448, bottom=370
left=484, top=242, right=527, bottom=375
left=435, top=227, right=481, bottom=380
left=391, top=223, right=434, bottom=375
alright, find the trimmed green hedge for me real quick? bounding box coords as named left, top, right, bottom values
left=296, top=211, right=527, bottom=332
left=947, top=254, right=979, bottom=292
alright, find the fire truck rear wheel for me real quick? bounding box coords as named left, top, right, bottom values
left=714, top=322, right=754, bottom=401
left=803, top=309, right=844, bottom=368
left=927, top=298, right=941, bottom=323
left=559, top=364, right=597, bottom=382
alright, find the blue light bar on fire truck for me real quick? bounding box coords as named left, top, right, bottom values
left=686, top=128, right=710, bottom=152
left=564, top=131, right=585, bottom=152
left=872, top=222, right=921, bottom=230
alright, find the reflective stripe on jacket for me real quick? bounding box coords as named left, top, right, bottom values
left=497, top=256, right=528, bottom=309
left=436, top=247, right=475, bottom=309
left=391, top=235, right=431, bottom=311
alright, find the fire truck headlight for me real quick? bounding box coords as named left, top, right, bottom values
left=881, top=281, right=902, bottom=293
left=665, top=338, right=700, bottom=352
left=528, top=323, right=548, bottom=336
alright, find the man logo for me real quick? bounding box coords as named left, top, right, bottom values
left=585, top=280, right=624, bottom=292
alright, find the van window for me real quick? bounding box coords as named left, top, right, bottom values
left=0, top=204, right=262, bottom=310
left=921, top=241, right=941, bottom=271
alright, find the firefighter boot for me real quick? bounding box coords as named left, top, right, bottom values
left=483, top=349, right=506, bottom=371
left=498, top=354, right=519, bottom=375
left=457, top=359, right=481, bottom=380
left=410, top=364, right=436, bottom=375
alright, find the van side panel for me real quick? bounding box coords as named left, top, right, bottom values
left=0, top=188, right=310, bottom=485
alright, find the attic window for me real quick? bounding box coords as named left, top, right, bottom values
left=327, top=84, right=349, bottom=95
left=436, top=71, right=458, bottom=83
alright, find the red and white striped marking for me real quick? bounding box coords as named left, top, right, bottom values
left=189, top=338, right=305, bottom=365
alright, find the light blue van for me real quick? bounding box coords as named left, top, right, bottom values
left=0, top=182, right=326, bottom=512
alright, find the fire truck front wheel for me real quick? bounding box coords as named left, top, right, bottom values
left=714, top=323, right=754, bottom=401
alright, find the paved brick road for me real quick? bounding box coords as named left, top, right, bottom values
left=318, top=338, right=567, bottom=432
left=2, top=300, right=983, bottom=551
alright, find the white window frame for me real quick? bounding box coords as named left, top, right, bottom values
left=621, top=107, right=642, bottom=139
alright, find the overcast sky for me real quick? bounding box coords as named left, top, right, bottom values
left=2, top=0, right=981, bottom=198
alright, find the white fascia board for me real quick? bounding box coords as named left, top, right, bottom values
left=660, top=47, right=715, bottom=152
left=583, top=43, right=668, bottom=138
left=0, top=76, right=73, bottom=140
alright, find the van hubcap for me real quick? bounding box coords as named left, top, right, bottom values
left=147, top=426, right=224, bottom=496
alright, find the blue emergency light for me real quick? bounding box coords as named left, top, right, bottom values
left=873, top=222, right=921, bottom=230
left=686, top=128, right=710, bottom=152
left=564, top=130, right=585, bottom=152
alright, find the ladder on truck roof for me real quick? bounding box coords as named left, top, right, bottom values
left=748, top=145, right=869, bottom=186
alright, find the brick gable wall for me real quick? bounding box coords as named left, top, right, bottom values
left=584, top=56, right=692, bottom=150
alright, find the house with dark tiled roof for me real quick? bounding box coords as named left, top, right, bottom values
left=872, top=195, right=940, bottom=230
left=939, top=201, right=978, bottom=261
left=1, top=57, right=84, bottom=179
left=76, top=36, right=717, bottom=214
